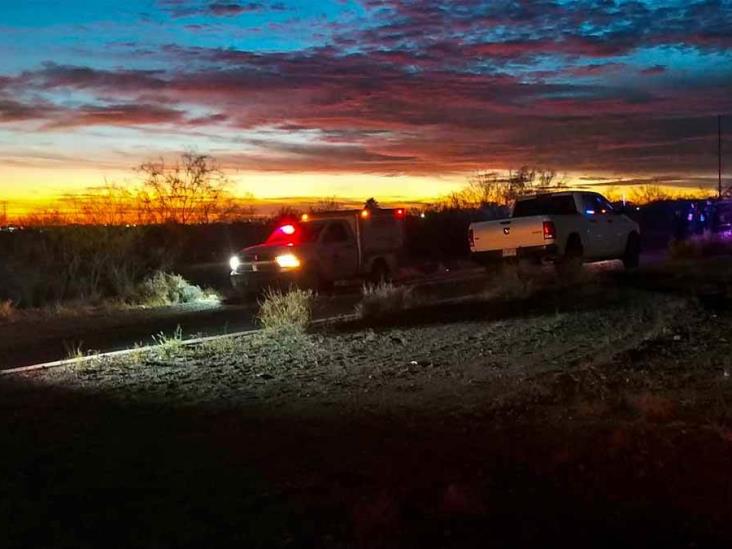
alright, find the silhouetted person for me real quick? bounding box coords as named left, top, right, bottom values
left=671, top=208, right=688, bottom=241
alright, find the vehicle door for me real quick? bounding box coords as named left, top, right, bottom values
left=602, top=199, right=633, bottom=256
left=319, top=221, right=359, bottom=280
left=579, top=193, right=613, bottom=258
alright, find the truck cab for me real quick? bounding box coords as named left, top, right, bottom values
left=230, top=209, right=405, bottom=295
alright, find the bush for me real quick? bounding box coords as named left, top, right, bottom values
left=257, top=288, right=313, bottom=335
left=357, top=282, right=416, bottom=319
left=129, top=271, right=212, bottom=307
left=0, top=226, right=179, bottom=308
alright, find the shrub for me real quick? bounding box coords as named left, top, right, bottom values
left=129, top=271, right=213, bottom=307
left=257, top=288, right=313, bottom=335
left=357, top=282, right=415, bottom=319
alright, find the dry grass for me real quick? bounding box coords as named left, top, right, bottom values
left=128, top=271, right=217, bottom=307
left=482, top=264, right=536, bottom=300
left=257, top=288, right=314, bottom=335
left=356, top=282, right=417, bottom=319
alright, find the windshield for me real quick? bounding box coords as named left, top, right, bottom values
left=265, top=220, right=327, bottom=245
left=513, top=195, right=578, bottom=217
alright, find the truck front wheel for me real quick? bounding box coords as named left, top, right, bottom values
left=623, top=232, right=641, bottom=270
left=369, top=259, right=391, bottom=285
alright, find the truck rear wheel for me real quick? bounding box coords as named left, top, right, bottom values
left=556, top=235, right=583, bottom=278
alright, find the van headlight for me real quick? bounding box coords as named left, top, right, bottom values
left=275, top=253, right=301, bottom=269
left=229, top=255, right=241, bottom=272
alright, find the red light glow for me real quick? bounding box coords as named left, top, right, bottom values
left=280, top=224, right=296, bottom=235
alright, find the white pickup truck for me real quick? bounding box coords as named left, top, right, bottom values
left=469, top=191, right=640, bottom=271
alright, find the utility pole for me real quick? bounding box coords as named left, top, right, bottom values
left=719, top=115, right=723, bottom=199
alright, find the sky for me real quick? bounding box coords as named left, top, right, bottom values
left=1, top=0, right=731, bottom=216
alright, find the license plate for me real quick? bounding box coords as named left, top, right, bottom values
left=502, top=248, right=517, bottom=257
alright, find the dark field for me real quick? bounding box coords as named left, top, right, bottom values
left=3, top=263, right=732, bottom=548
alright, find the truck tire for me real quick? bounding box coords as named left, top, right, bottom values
left=623, top=232, right=641, bottom=270
left=369, top=259, right=390, bottom=285
left=300, top=268, right=329, bottom=292
left=556, top=235, right=583, bottom=278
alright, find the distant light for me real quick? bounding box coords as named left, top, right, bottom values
left=301, top=213, right=309, bottom=222
left=280, top=224, right=296, bottom=235
left=361, top=210, right=370, bottom=219
left=420, top=212, right=426, bottom=219
left=585, top=209, right=596, bottom=215
left=395, top=208, right=404, bottom=218
left=229, top=256, right=240, bottom=272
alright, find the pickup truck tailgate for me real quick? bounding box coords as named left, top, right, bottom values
left=470, top=216, right=550, bottom=253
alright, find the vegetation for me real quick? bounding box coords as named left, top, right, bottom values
left=257, top=288, right=314, bottom=335
left=443, top=166, right=566, bottom=209
left=357, top=282, right=416, bottom=319
left=129, top=271, right=214, bottom=308
left=15, top=153, right=256, bottom=226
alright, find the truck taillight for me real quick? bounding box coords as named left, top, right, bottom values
left=468, top=228, right=474, bottom=247
left=542, top=221, right=556, bottom=240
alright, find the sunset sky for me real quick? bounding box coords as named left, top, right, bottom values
left=1, top=0, right=731, bottom=216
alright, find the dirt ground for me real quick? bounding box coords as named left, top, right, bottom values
left=2, top=266, right=732, bottom=547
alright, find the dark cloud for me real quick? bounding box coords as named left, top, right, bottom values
left=0, top=99, right=58, bottom=123
left=48, top=104, right=185, bottom=128
left=158, top=0, right=284, bottom=18
left=1, top=0, right=731, bottom=179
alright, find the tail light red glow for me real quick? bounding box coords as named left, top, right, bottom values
left=279, top=224, right=296, bottom=235
left=395, top=208, right=405, bottom=218
left=542, top=221, right=556, bottom=240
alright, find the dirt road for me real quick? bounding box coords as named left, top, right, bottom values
left=0, top=269, right=491, bottom=370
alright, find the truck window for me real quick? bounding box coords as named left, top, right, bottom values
left=581, top=194, right=615, bottom=215
left=513, top=195, right=577, bottom=217
left=322, top=222, right=351, bottom=244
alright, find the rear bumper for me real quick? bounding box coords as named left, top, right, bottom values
left=471, top=243, right=558, bottom=264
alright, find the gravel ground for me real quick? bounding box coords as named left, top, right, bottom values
left=4, top=273, right=732, bottom=548
left=17, top=286, right=688, bottom=414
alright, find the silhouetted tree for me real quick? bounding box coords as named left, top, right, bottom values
left=137, top=152, right=241, bottom=224
left=364, top=197, right=380, bottom=210
left=630, top=184, right=671, bottom=204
